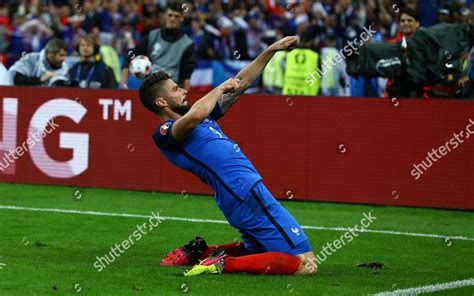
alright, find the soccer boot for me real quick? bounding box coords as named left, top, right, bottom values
left=183, top=247, right=227, bottom=276
left=160, top=236, right=208, bottom=266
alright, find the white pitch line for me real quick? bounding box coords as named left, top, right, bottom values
left=300, top=225, right=474, bottom=241
left=0, top=205, right=473, bottom=242
left=373, top=278, right=474, bottom=295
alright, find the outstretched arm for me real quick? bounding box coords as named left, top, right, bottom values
left=217, top=36, right=299, bottom=114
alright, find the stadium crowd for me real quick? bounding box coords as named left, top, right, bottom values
left=0, top=0, right=473, bottom=97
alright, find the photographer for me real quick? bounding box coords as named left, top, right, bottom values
left=68, top=35, right=117, bottom=89
left=385, top=9, right=421, bottom=98
left=347, top=21, right=473, bottom=99
left=8, top=38, right=70, bottom=87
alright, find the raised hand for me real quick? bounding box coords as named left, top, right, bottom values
left=218, top=78, right=241, bottom=94
left=268, top=36, right=299, bottom=52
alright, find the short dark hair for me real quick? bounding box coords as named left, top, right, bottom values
left=45, top=38, right=67, bottom=54
left=139, top=71, right=171, bottom=114
left=400, top=8, right=419, bottom=21
left=166, top=2, right=184, bottom=14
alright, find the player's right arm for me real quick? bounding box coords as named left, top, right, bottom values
left=120, top=37, right=149, bottom=89
left=171, top=78, right=241, bottom=141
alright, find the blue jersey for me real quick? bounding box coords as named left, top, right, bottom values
left=152, top=105, right=262, bottom=216
left=153, top=105, right=312, bottom=256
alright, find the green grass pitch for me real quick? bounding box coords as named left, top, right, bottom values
left=0, top=182, right=473, bottom=295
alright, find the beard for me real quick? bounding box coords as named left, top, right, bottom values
left=169, top=102, right=191, bottom=116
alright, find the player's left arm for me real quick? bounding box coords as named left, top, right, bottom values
left=217, top=36, right=299, bottom=115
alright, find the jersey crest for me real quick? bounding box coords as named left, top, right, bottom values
left=160, top=122, right=172, bottom=135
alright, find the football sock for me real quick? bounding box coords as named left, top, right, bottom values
left=223, top=252, right=301, bottom=275
left=200, top=242, right=250, bottom=259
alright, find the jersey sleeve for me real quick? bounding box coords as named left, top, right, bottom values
left=152, top=120, right=179, bottom=149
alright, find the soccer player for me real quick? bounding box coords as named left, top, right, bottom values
left=139, top=36, right=317, bottom=276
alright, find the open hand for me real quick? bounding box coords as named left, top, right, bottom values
left=268, top=36, right=299, bottom=52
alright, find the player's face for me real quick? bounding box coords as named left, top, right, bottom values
left=165, top=9, right=183, bottom=29
left=162, top=80, right=190, bottom=116
left=400, top=14, right=419, bottom=37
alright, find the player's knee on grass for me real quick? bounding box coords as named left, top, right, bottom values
left=295, top=252, right=318, bottom=275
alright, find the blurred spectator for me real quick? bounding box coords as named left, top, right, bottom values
left=80, top=1, right=101, bottom=33
left=18, top=18, right=53, bottom=52
left=230, top=1, right=249, bottom=31
left=455, top=5, right=471, bottom=24
left=98, top=0, right=119, bottom=33
left=320, top=34, right=346, bottom=96
left=0, top=0, right=472, bottom=97
left=456, top=9, right=474, bottom=98
left=113, top=22, right=136, bottom=56
left=457, top=49, right=472, bottom=95
left=262, top=45, right=286, bottom=94
left=68, top=35, right=117, bottom=89
left=189, top=17, right=203, bottom=44
left=282, top=31, right=320, bottom=96
left=91, top=28, right=121, bottom=82
left=0, top=60, right=11, bottom=85
left=191, top=17, right=221, bottom=59
left=38, top=2, right=63, bottom=36
left=293, top=4, right=310, bottom=37
left=0, top=4, right=11, bottom=63
left=8, top=38, right=69, bottom=86
left=214, top=16, right=249, bottom=60
left=437, top=7, right=452, bottom=23
left=335, top=0, right=358, bottom=46
left=246, top=12, right=266, bottom=59
left=140, top=0, right=160, bottom=37
left=121, top=2, right=196, bottom=90
left=417, top=0, right=438, bottom=27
